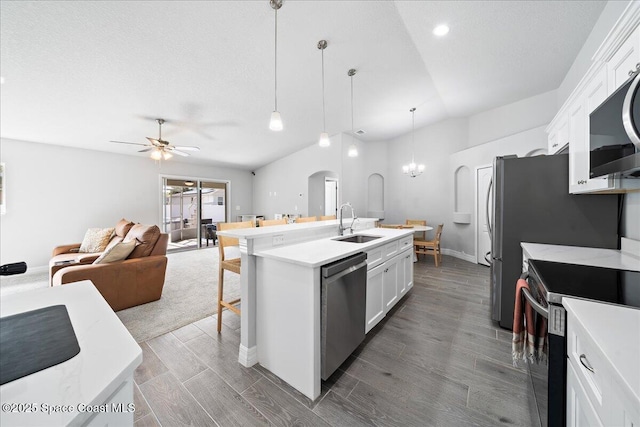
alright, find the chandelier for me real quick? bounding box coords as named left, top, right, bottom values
left=402, top=107, right=425, bottom=177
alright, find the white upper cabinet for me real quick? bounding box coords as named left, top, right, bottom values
left=569, top=66, right=617, bottom=194
left=548, top=115, right=569, bottom=155
left=607, top=25, right=640, bottom=94
left=548, top=2, right=640, bottom=194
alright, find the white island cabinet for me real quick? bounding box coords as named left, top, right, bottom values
left=0, top=281, right=142, bottom=427
left=563, top=298, right=640, bottom=427
left=254, top=227, right=414, bottom=401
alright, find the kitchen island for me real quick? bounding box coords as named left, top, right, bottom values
left=216, top=218, right=378, bottom=367
left=0, top=281, right=141, bottom=427
left=217, top=218, right=415, bottom=399
left=254, top=227, right=414, bottom=400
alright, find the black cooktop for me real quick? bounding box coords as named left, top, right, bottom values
left=528, top=259, right=640, bottom=309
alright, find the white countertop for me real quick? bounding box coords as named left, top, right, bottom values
left=255, top=228, right=414, bottom=268
left=563, top=298, right=640, bottom=405
left=0, top=281, right=142, bottom=426
left=217, top=218, right=377, bottom=239
left=521, top=242, right=640, bottom=272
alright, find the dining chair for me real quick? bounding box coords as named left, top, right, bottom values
left=216, top=220, right=254, bottom=332
left=379, top=224, right=403, bottom=229
left=414, top=224, right=444, bottom=266
left=295, top=216, right=317, bottom=223
left=405, top=219, right=427, bottom=240
left=319, top=215, right=336, bottom=220
left=258, top=218, right=288, bottom=227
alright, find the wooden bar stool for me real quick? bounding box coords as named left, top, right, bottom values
left=295, top=216, right=317, bottom=223
left=258, top=218, right=288, bottom=227
left=216, top=220, right=254, bottom=332
left=319, top=215, right=336, bottom=220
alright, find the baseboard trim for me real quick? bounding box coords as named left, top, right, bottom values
left=441, top=248, right=476, bottom=263
left=238, top=344, right=258, bottom=367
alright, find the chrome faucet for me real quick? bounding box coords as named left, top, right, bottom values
left=338, top=203, right=357, bottom=236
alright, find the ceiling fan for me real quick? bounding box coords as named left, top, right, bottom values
left=110, top=118, right=200, bottom=160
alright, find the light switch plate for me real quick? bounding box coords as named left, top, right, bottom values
left=273, top=235, right=285, bottom=246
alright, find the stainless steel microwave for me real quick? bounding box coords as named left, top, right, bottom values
left=589, top=70, right=640, bottom=178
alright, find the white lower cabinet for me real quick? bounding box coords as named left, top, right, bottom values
left=365, top=245, right=413, bottom=333
left=365, top=263, right=384, bottom=333
left=567, top=362, right=604, bottom=427
left=382, top=255, right=399, bottom=313
left=398, top=250, right=413, bottom=297
left=564, top=298, right=640, bottom=427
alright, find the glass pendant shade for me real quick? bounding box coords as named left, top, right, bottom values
left=348, top=144, right=358, bottom=157
left=269, top=111, right=283, bottom=131
left=319, top=132, right=330, bottom=147
left=162, top=151, right=173, bottom=160
left=402, top=107, right=425, bottom=177
left=151, top=149, right=162, bottom=160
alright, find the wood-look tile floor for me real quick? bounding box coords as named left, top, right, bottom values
left=133, top=255, right=541, bottom=427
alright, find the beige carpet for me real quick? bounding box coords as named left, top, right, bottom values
left=0, top=248, right=238, bottom=343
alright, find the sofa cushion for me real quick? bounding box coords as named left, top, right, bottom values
left=93, top=240, right=136, bottom=264
left=79, top=228, right=115, bottom=253
left=115, top=219, right=135, bottom=238
left=123, top=224, right=161, bottom=258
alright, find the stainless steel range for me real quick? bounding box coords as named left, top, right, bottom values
left=524, top=259, right=640, bottom=427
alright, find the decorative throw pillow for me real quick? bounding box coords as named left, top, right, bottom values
left=93, top=240, right=137, bottom=264
left=78, top=228, right=115, bottom=253
left=123, top=224, right=161, bottom=258
left=115, top=218, right=135, bottom=238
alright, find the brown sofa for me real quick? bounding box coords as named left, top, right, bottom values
left=49, top=220, right=169, bottom=311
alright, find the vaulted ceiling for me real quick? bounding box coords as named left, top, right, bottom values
left=0, top=1, right=606, bottom=170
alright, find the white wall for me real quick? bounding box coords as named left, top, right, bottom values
left=467, top=90, right=557, bottom=147
left=385, top=118, right=469, bottom=251
left=0, top=138, right=253, bottom=268
left=252, top=134, right=344, bottom=219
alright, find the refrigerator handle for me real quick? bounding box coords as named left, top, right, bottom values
left=485, top=177, right=493, bottom=242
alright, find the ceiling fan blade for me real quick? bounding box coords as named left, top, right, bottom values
left=138, top=147, right=154, bottom=153
left=146, top=137, right=162, bottom=146
left=173, top=146, right=200, bottom=151
left=170, top=149, right=190, bottom=157
left=110, top=140, right=149, bottom=147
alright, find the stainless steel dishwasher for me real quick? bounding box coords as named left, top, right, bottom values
left=321, top=252, right=367, bottom=380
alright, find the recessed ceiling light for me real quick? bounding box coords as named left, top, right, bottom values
left=433, top=24, right=449, bottom=37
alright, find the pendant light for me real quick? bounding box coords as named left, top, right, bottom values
left=402, top=107, right=425, bottom=177
left=347, top=68, right=358, bottom=157
left=318, top=40, right=330, bottom=147
left=269, top=0, right=283, bottom=131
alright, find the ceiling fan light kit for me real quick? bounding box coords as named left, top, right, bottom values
left=402, top=107, right=425, bottom=177
left=269, top=0, right=283, bottom=131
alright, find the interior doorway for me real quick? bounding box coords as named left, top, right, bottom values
left=324, top=178, right=338, bottom=217
left=162, top=177, right=228, bottom=252
left=476, top=165, right=492, bottom=266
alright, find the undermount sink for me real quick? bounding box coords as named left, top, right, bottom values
left=333, top=234, right=382, bottom=244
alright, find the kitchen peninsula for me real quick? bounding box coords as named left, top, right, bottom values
left=217, top=219, right=414, bottom=400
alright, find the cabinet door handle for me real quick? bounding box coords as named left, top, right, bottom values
left=384, top=268, right=388, bottom=273
left=579, top=354, right=595, bottom=373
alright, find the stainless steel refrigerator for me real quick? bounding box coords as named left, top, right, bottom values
left=489, top=154, right=619, bottom=329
